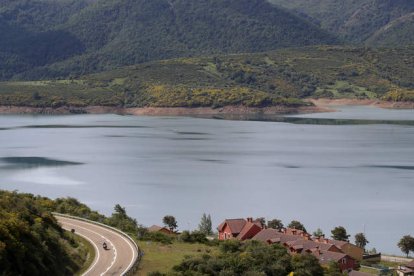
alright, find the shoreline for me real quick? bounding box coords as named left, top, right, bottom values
left=0, top=104, right=330, bottom=116
left=309, top=98, right=414, bottom=109
left=0, top=99, right=412, bottom=116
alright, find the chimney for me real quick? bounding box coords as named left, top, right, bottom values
left=324, top=238, right=329, bottom=244
left=247, top=217, right=253, bottom=223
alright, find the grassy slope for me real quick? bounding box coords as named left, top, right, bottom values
left=136, top=241, right=218, bottom=275
left=0, top=46, right=413, bottom=109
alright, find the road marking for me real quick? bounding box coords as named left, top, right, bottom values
left=58, top=216, right=137, bottom=276
left=118, top=231, right=137, bottom=275
left=62, top=225, right=101, bottom=276
left=62, top=221, right=117, bottom=276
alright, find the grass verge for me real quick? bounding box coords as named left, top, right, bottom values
left=73, top=234, right=96, bottom=276
left=136, top=241, right=217, bottom=275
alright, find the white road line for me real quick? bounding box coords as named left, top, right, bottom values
left=61, top=225, right=100, bottom=276
left=63, top=221, right=118, bottom=276
left=58, top=217, right=137, bottom=276
left=118, top=232, right=137, bottom=275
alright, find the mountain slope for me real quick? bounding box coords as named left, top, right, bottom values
left=269, top=0, right=414, bottom=46
left=1, top=46, right=413, bottom=110
left=365, top=12, right=414, bottom=46
left=0, top=0, right=337, bottom=80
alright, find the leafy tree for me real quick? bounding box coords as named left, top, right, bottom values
left=288, top=220, right=307, bottom=233
left=174, top=240, right=296, bottom=275
left=313, top=228, right=324, bottom=238
left=397, top=235, right=414, bottom=257
left=255, top=217, right=266, bottom=227
left=324, top=261, right=342, bottom=276
left=291, top=253, right=324, bottom=276
left=163, top=215, right=178, bottom=232
left=180, top=230, right=208, bottom=244
left=0, top=190, right=87, bottom=275
left=107, top=204, right=138, bottom=233
left=331, top=226, right=350, bottom=241
left=198, top=213, right=213, bottom=235
left=355, top=233, right=369, bottom=250
left=267, top=219, right=284, bottom=231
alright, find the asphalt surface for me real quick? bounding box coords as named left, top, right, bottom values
left=56, top=215, right=138, bottom=276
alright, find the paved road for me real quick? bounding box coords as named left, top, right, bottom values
left=56, top=215, right=138, bottom=276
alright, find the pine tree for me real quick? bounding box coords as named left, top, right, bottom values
left=198, top=213, right=213, bottom=235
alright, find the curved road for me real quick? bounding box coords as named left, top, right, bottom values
left=56, top=215, right=138, bottom=276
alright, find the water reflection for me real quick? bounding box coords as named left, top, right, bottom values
left=0, top=157, right=83, bottom=170
left=202, top=114, right=414, bottom=126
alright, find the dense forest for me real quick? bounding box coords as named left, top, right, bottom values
left=0, top=46, right=413, bottom=109
left=0, top=0, right=336, bottom=80
left=0, top=190, right=88, bottom=275
left=269, top=0, right=414, bottom=46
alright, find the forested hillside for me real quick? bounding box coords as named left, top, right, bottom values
left=269, top=0, right=414, bottom=46
left=1, top=46, right=413, bottom=109
left=0, top=0, right=336, bottom=80
left=0, top=190, right=88, bottom=275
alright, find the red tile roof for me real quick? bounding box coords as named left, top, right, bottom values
left=253, top=228, right=304, bottom=244
left=148, top=225, right=171, bottom=233
left=218, top=219, right=246, bottom=234
left=148, top=225, right=163, bottom=231
left=237, top=222, right=262, bottom=240
left=316, top=251, right=348, bottom=265
left=253, top=228, right=280, bottom=241
left=285, top=240, right=340, bottom=252
left=327, top=239, right=349, bottom=247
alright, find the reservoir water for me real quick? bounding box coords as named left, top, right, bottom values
left=0, top=105, right=413, bottom=255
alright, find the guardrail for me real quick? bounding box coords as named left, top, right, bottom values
left=52, top=212, right=141, bottom=276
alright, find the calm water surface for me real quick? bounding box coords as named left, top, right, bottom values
left=0, top=106, right=413, bottom=255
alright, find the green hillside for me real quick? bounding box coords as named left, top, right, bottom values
left=1, top=46, right=413, bottom=109
left=269, top=0, right=414, bottom=46
left=0, top=0, right=336, bottom=80
left=0, top=190, right=89, bottom=275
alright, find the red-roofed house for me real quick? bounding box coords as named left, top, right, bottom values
left=218, top=218, right=247, bottom=240
left=322, top=238, right=364, bottom=261
left=313, top=250, right=357, bottom=272
left=148, top=225, right=175, bottom=235
left=218, top=218, right=263, bottom=240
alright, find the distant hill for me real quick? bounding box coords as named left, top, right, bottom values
left=1, top=46, right=413, bottom=110
left=269, top=0, right=414, bottom=46
left=0, top=0, right=336, bottom=80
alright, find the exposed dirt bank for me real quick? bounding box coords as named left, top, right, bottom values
left=0, top=105, right=329, bottom=116
left=0, top=99, right=412, bottom=116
